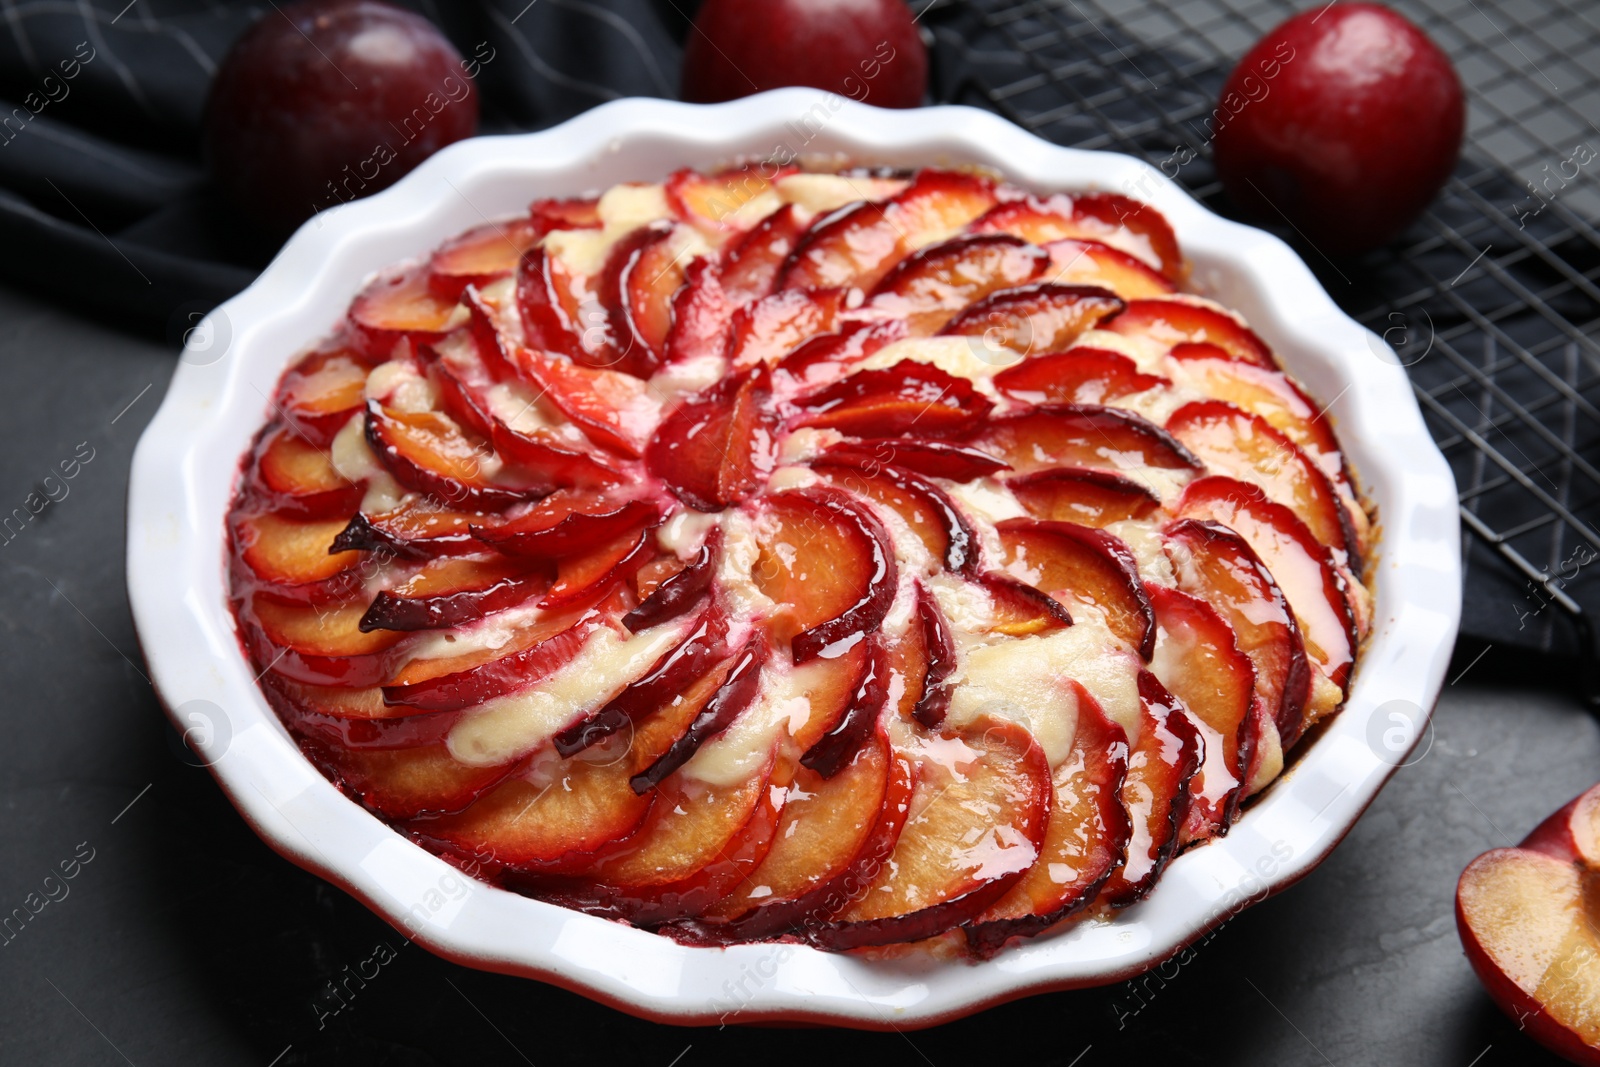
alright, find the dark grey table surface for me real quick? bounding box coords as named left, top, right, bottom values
left=1, top=277, right=1595, bottom=1067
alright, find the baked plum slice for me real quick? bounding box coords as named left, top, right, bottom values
left=965, top=683, right=1131, bottom=955
left=1097, top=670, right=1202, bottom=906
left=804, top=717, right=1053, bottom=950
left=752, top=487, right=897, bottom=663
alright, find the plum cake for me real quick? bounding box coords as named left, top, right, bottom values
left=227, top=163, right=1372, bottom=955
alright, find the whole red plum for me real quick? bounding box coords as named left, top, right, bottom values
left=205, top=1, right=482, bottom=237
left=682, top=0, right=928, bottom=109
left=1211, top=3, right=1464, bottom=255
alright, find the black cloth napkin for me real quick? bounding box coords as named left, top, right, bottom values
left=0, top=0, right=696, bottom=335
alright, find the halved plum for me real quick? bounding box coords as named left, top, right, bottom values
left=865, top=234, right=1048, bottom=335
left=1006, top=466, right=1162, bottom=527
left=940, top=283, right=1125, bottom=359
left=1166, top=400, right=1354, bottom=561
left=645, top=366, right=777, bottom=512
left=1163, top=517, right=1313, bottom=747
left=793, top=360, right=994, bottom=439
left=1457, top=783, right=1600, bottom=1066
left=974, top=403, right=1200, bottom=476
left=753, top=487, right=897, bottom=662
left=1104, top=300, right=1276, bottom=369
left=1097, top=670, right=1202, bottom=906
left=966, top=683, right=1131, bottom=955
left=1147, top=583, right=1259, bottom=840
left=993, top=347, right=1168, bottom=405
left=805, top=717, right=1052, bottom=950
left=995, top=518, right=1156, bottom=659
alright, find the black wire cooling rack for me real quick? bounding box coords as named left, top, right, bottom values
left=922, top=0, right=1600, bottom=698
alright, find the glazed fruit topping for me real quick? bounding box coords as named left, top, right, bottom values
left=229, top=164, right=1372, bottom=957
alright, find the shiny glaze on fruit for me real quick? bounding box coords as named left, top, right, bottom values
left=227, top=164, right=1373, bottom=955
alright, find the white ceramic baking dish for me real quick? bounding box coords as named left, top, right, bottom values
left=127, top=88, right=1462, bottom=1029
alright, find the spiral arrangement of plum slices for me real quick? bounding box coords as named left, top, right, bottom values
left=229, top=163, right=1373, bottom=955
